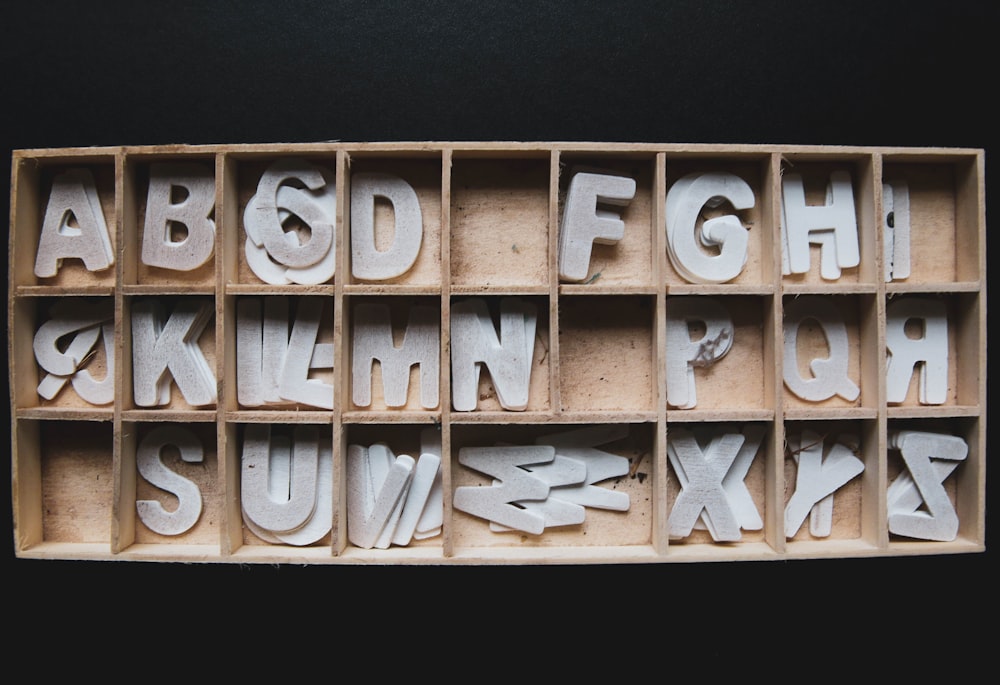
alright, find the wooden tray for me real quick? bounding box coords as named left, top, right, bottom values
left=7, top=142, right=987, bottom=565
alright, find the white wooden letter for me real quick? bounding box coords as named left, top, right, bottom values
left=241, top=424, right=320, bottom=534
left=665, top=171, right=754, bottom=284
left=131, top=298, right=217, bottom=407
left=33, top=299, right=115, bottom=404
left=350, top=172, right=422, bottom=281
left=558, top=171, right=636, bottom=282
left=351, top=302, right=440, bottom=408
left=413, top=427, right=444, bottom=540
left=243, top=158, right=336, bottom=282
left=883, top=180, right=911, bottom=282
left=141, top=163, right=216, bottom=271
left=34, top=169, right=115, bottom=278
left=136, top=425, right=204, bottom=536
left=276, top=297, right=334, bottom=409
left=887, top=430, right=967, bottom=541
left=450, top=297, right=537, bottom=411
left=667, top=428, right=745, bottom=541
left=453, top=445, right=556, bottom=535
left=784, top=431, right=865, bottom=538
left=781, top=170, right=859, bottom=278
left=535, top=425, right=631, bottom=511
left=346, top=443, right=415, bottom=549
left=885, top=297, right=948, bottom=405
left=782, top=295, right=860, bottom=402
left=390, top=451, right=442, bottom=546
left=665, top=296, right=734, bottom=409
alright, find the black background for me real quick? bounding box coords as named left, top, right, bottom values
left=2, top=0, right=994, bottom=664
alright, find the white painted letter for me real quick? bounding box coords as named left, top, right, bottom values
left=666, top=171, right=754, bottom=284
left=782, top=296, right=860, bottom=402
left=885, top=297, right=948, bottom=404
left=141, top=163, right=216, bottom=271
left=351, top=302, right=439, bottom=408
left=665, top=296, right=734, bottom=409
left=131, top=298, right=217, bottom=407
left=450, top=297, right=537, bottom=411
left=558, top=171, right=635, bottom=282
left=34, top=169, right=114, bottom=277
left=781, top=170, right=859, bottom=278
left=136, top=425, right=204, bottom=536
left=350, top=172, right=422, bottom=280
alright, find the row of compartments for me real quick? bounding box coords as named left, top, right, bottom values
left=13, top=415, right=982, bottom=561
left=11, top=291, right=983, bottom=415
left=9, top=147, right=984, bottom=294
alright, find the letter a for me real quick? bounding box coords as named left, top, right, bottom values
left=35, top=169, right=114, bottom=278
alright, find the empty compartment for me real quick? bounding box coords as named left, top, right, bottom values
left=450, top=155, right=550, bottom=290
left=558, top=294, right=655, bottom=413
left=14, top=419, right=114, bottom=550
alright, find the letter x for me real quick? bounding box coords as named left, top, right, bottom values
left=668, top=428, right=747, bottom=541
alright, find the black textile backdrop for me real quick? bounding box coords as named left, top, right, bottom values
left=1, top=1, right=994, bottom=662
